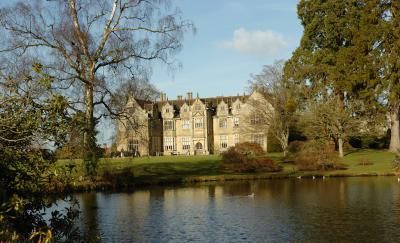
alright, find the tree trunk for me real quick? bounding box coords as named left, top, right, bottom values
left=283, top=129, right=289, bottom=157
left=333, top=137, right=339, bottom=151
left=389, top=108, right=400, bottom=153
left=83, top=83, right=95, bottom=156
left=277, top=128, right=289, bottom=157
left=338, top=137, right=344, bottom=158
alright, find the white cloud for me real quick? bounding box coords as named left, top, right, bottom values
left=221, top=28, right=287, bottom=57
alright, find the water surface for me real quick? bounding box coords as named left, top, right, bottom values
left=72, top=177, right=400, bottom=242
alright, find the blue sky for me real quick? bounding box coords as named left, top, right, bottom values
left=0, top=0, right=303, bottom=145
left=152, top=0, right=302, bottom=99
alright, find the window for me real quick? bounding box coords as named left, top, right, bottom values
left=164, top=137, right=174, bottom=151
left=195, top=105, right=201, bottom=111
left=164, top=120, right=174, bottom=130
left=250, top=114, right=264, bottom=125
left=234, top=134, right=240, bottom=145
left=220, top=135, right=228, bottom=149
left=219, top=118, right=227, bottom=128
left=195, top=118, right=203, bottom=128
left=166, top=108, right=169, bottom=113
left=236, top=104, right=241, bottom=110
left=182, top=120, right=190, bottom=129
left=128, top=139, right=139, bottom=151
left=182, top=137, right=191, bottom=150
left=251, top=134, right=264, bottom=146
left=233, top=117, right=239, bottom=127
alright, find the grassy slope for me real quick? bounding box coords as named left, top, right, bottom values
left=55, top=150, right=398, bottom=189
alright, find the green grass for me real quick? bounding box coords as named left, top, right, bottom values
left=338, top=149, right=396, bottom=175
left=53, top=149, right=398, bottom=191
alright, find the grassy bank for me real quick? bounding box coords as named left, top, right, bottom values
left=53, top=149, right=397, bottom=191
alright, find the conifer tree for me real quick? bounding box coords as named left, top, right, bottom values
left=285, top=0, right=383, bottom=157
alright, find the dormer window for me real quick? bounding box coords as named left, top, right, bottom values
left=220, top=105, right=225, bottom=111
left=166, top=108, right=169, bottom=113
left=195, top=105, right=201, bottom=111
left=236, top=104, right=240, bottom=110
left=234, top=117, right=239, bottom=127
left=195, top=118, right=203, bottom=128
left=250, top=114, right=264, bottom=125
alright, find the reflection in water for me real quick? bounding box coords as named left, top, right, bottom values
left=72, top=177, right=400, bottom=242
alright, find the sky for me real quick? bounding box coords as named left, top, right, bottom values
left=152, top=0, right=303, bottom=100
left=0, top=0, right=303, bottom=145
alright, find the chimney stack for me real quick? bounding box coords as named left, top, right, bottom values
left=177, top=95, right=183, bottom=100
left=187, top=92, right=193, bottom=100
left=160, top=92, right=167, bottom=102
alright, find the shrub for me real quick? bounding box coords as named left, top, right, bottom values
left=222, top=142, right=282, bottom=173
left=292, top=141, right=346, bottom=171
left=349, top=133, right=390, bottom=149
left=357, top=158, right=374, bottom=166
left=267, top=132, right=283, bottom=153
left=288, top=140, right=305, bottom=154
left=393, top=154, right=400, bottom=171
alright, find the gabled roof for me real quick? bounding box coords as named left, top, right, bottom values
left=129, top=93, right=252, bottom=117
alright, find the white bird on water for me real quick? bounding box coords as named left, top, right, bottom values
left=312, top=176, right=316, bottom=180
left=247, top=193, right=255, bottom=198
left=397, top=177, right=400, bottom=182
left=297, top=176, right=302, bottom=179
left=323, top=176, right=326, bottom=180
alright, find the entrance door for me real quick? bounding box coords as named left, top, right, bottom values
left=195, top=142, right=203, bottom=155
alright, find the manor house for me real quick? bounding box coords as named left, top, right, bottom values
left=116, top=90, right=272, bottom=156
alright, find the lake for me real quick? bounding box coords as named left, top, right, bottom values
left=69, top=177, right=400, bottom=242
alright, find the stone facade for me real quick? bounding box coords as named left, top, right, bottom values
left=116, top=90, right=272, bottom=156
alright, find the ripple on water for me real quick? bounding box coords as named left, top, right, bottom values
left=70, top=177, right=400, bottom=242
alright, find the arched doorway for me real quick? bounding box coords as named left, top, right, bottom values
left=195, top=142, right=203, bottom=155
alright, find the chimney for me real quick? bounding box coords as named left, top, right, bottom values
left=160, top=92, right=164, bottom=102
left=187, top=92, right=193, bottom=100
left=177, top=95, right=183, bottom=100
left=163, top=93, right=167, bottom=101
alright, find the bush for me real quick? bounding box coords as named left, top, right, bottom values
left=357, top=158, right=374, bottom=166
left=267, top=132, right=283, bottom=153
left=349, top=133, right=390, bottom=149
left=292, top=141, right=346, bottom=171
left=393, top=154, right=400, bottom=171
left=288, top=140, right=305, bottom=154
left=222, top=142, right=282, bottom=173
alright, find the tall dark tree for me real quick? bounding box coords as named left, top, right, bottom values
left=0, top=0, right=194, bottom=174
left=379, top=1, right=400, bottom=152
left=285, top=0, right=383, bottom=157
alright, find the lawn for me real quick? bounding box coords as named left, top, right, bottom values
left=54, top=149, right=398, bottom=190
left=338, top=149, right=396, bottom=175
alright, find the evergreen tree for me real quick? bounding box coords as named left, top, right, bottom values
left=285, top=0, right=383, bottom=157
left=379, top=1, right=400, bottom=152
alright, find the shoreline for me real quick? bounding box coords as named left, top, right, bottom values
left=51, top=170, right=399, bottom=193
left=52, top=150, right=398, bottom=193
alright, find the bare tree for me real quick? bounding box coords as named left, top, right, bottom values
left=301, top=94, right=363, bottom=158
left=247, top=60, right=297, bottom=156
left=0, top=0, right=194, bottom=171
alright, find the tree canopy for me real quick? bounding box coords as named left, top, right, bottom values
left=0, top=0, right=194, bottom=173
left=284, top=0, right=387, bottom=156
